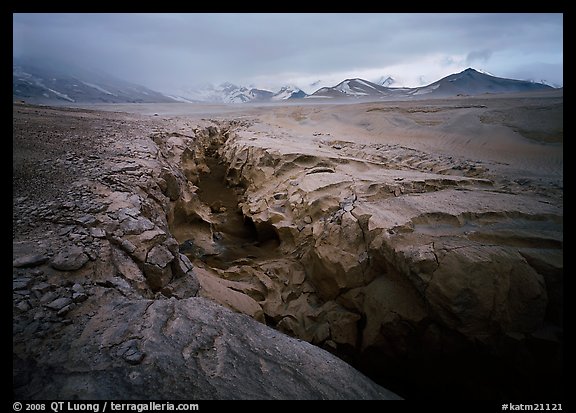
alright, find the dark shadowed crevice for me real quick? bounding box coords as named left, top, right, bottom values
left=173, top=127, right=280, bottom=270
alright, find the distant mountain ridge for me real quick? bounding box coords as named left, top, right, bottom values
left=13, top=60, right=556, bottom=105
left=161, top=69, right=557, bottom=103
left=310, top=78, right=405, bottom=99
left=169, top=82, right=307, bottom=103
left=308, top=68, right=553, bottom=100
left=13, top=58, right=176, bottom=104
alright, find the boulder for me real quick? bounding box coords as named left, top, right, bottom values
left=13, top=254, right=49, bottom=268
left=13, top=297, right=400, bottom=400
left=51, top=246, right=89, bottom=271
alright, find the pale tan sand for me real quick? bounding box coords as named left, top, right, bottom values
left=83, top=89, right=562, bottom=183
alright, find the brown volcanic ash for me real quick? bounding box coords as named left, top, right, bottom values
left=13, top=90, right=562, bottom=399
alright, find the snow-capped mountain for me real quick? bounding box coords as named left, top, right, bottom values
left=248, top=87, right=275, bottom=102
left=169, top=82, right=257, bottom=103
left=476, top=68, right=496, bottom=77
left=335, top=78, right=383, bottom=96
left=407, top=68, right=554, bottom=98
left=171, top=83, right=307, bottom=103
left=314, top=78, right=378, bottom=98
left=310, top=78, right=402, bottom=99
left=271, top=86, right=307, bottom=101
left=13, top=58, right=176, bottom=104
left=220, top=82, right=267, bottom=103
left=308, top=68, right=554, bottom=100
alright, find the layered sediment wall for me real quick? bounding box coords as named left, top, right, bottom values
left=157, top=121, right=562, bottom=398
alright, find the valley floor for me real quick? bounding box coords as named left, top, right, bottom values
left=13, top=92, right=563, bottom=399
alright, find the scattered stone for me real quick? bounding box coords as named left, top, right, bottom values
left=13, top=278, right=32, bottom=290
left=57, top=305, right=73, bottom=316
left=58, top=226, right=75, bottom=236
left=143, top=263, right=173, bottom=292
left=72, top=292, right=88, bottom=303
left=111, top=247, right=150, bottom=295
left=16, top=301, right=31, bottom=312
left=121, top=216, right=155, bottom=235
left=90, top=228, right=106, bottom=238
left=51, top=246, right=89, bottom=271
left=117, top=208, right=140, bottom=221
left=113, top=163, right=140, bottom=173
left=13, top=289, right=31, bottom=297
left=332, top=144, right=342, bottom=150
left=32, top=283, right=52, bottom=298
left=146, top=244, right=174, bottom=268
left=174, top=253, right=194, bottom=277
left=303, top=216, right=313, bottom=224
left=13, top=255, right=49, bottom=268
left=72, top=283, right=85, bottom=293
left=76, top=215, right=98, bottom=227
left=160, top=169, right=181, bottom=201
left=85, top=249, right=98, bottom=261
left=68, top=233, right=86, bottom=242
left=39, top=291, right=59, bottom=304
left=33, top=309, right=46, bottom=321
left=119, top=239, right=137, bottom=254
left=45, top=297, right=73, bottom=311
left=161, top=286, right=174, bottom=297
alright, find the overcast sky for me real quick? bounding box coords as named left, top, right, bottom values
left=13, top=13, right=563, bottom=93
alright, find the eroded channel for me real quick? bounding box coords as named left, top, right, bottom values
left=162, top=122, right=563, bottom=401
left=169, top=126, right=280, bottom=271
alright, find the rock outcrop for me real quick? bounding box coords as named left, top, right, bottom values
left=15, top=297, right=398, bottom=399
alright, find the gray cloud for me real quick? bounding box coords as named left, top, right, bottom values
left=466, top=49, right=493, bottom=64
left=13, top=13, right=563, bottom=91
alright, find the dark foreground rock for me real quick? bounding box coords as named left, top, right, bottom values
left=14, top=297, right=399, bottom=400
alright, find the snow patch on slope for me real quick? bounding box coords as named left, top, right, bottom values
left=81, top=81, right=116, bottom=96
left=46, top=88, right=75, bottom=102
